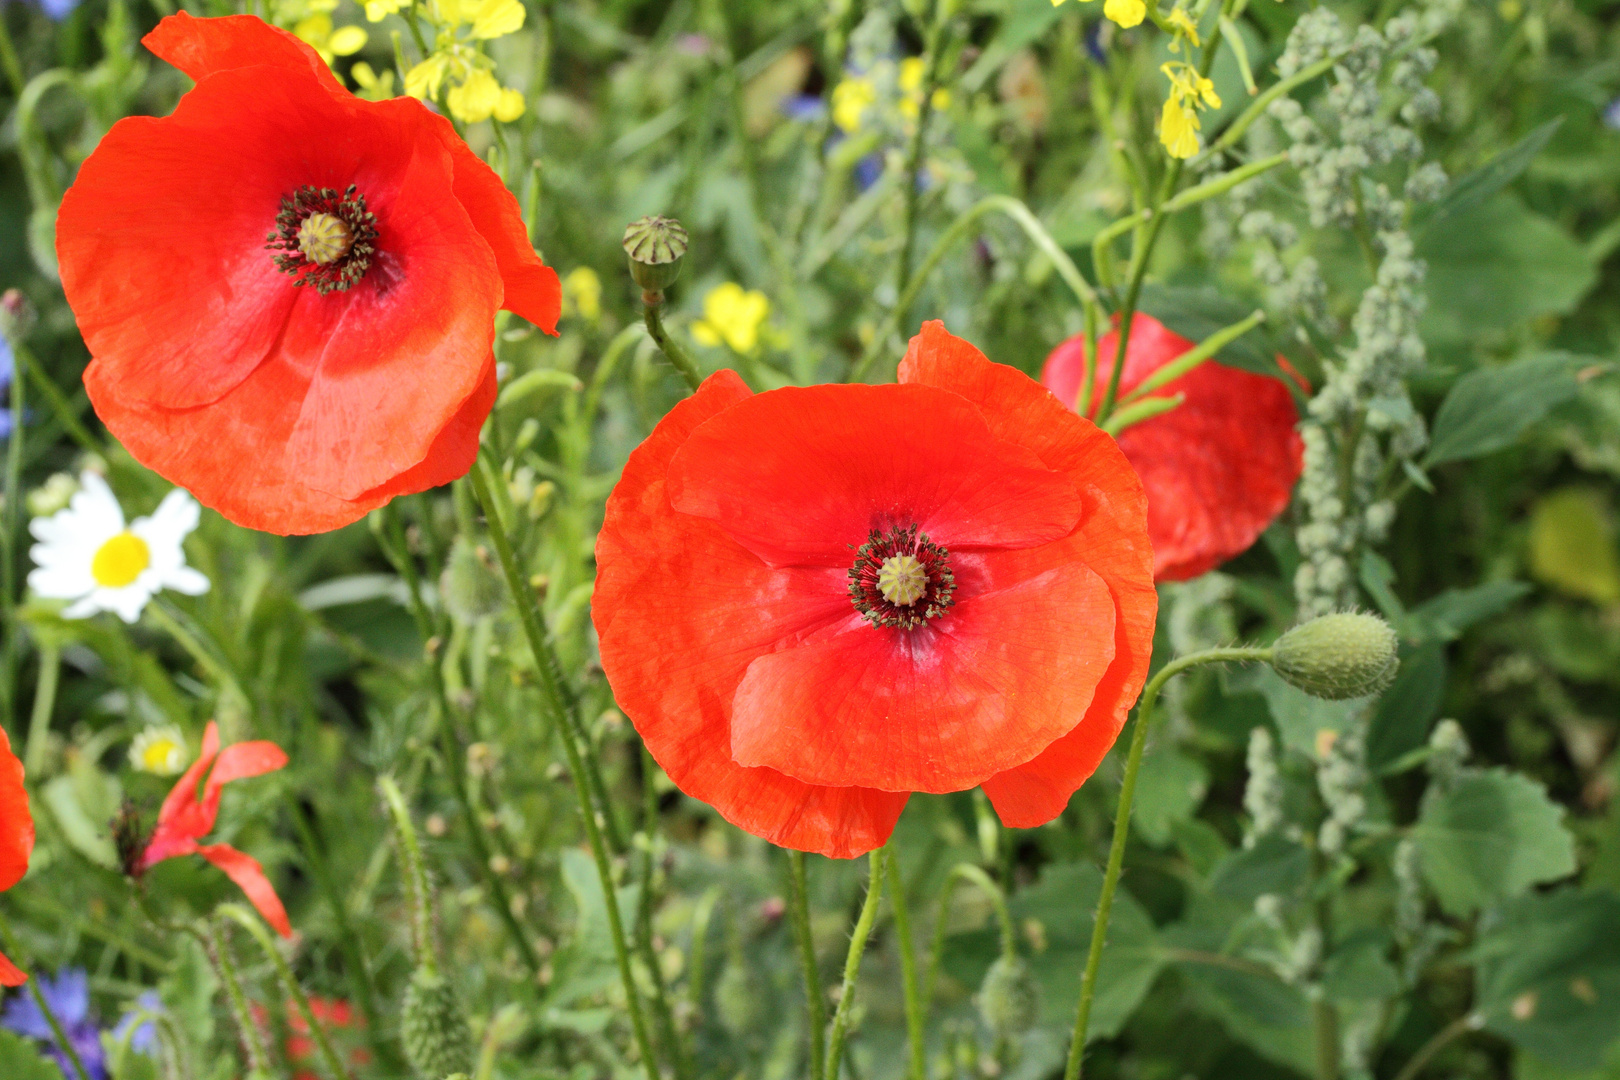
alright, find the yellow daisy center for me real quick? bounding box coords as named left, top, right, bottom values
left=877, top=554, right=928, bottom=607
left=140, top=738, right=181, bottom=772
left=91, top=531, right=150, bottom=588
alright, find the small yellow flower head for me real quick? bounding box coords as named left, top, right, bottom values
left=1159, top=62, right=1222, bottom=158
left=293, top=13, right=367, bottom=64
left=494, top=87, right=525, bottom=122
left=1166, top=7, right=1200, bottom=48
left=470, top=0, right=524, bottom=39
left=563, top=267, right=603, bottom=323
left=363, top=0, right=404, bottom=22
left=130, top=725, right=190, bottom=777
left=448, top=68, right=503, bottom=122
left=899, top=56, right=926, bottom=94
left=691, top=283, right=770, bottom=354
left=1103, top=0, right=1146, bottom=29
left=406, top=52, right=452, bottom=100
left=831, top=77, right=876, bottom=134
left=350, top=61, right=396, bottom=101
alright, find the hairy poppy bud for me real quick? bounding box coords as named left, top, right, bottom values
left=401, top=967, right=475, bottom=1079
left=713, top=958, right=765, bottom=1036
left=1270, top=612, right=1399, bottom=700
left=977, top=956, right=1040, bottom=1039
left=439, top=538, right=506, bottom=623
left=623, top=215, right=688, bottom=293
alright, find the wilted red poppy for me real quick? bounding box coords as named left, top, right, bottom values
left=142, top=721, right=292, bottom=936
left=594, top=322, right=1156, bottom=858
left=56, top=13, right=560, bottom=535
left=0, top=727, right=34, bottom=986
left=1043, top=314, right=1304, bottom=581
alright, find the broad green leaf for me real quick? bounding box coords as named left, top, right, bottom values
left=1425, top=355, right=1581, bottom=467
left=1529, top=489, right=1620, bottom=605
left=551, top=847, right=641, bottom=1007
left=1208, top=835, right=1311, bottom=905
left=1132, top=745, right=1209, bottom=847
left=1138, top=284, right=1289, bottom=379
left=1419, top=117, right=1564, bottom=237
left=1474, top=890, right=1620, bottom=1070
left=1413, top=769, right=1577, bottom=916
left=1367, top=642, right=1446, bottom=773
left=1322, top=930, right=1402, bottom=1004
left=1420, top=196, right=1597, bottom=345
left=1408, top=581, right=1534, bottom=642
left=0, top=1031, right=60, bottom=1080
left=1253, top=666, right=1361, bottom=758
left=160, top=936, right=217, bottom=1052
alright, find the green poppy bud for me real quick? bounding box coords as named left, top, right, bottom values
left=713, top=958, right=765, bottom=1037
left=977, top=956, right=1040, bottom=1039
left=439, top=538, right=506, bottom=623
left=401, top=967, right=475, bottom=1079
left=1270, top=612, right=1399, bottom=700
left=623, top=215, right=688, bottom=293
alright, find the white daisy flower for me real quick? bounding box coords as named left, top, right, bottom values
left=129, top=724, right=189, bottom=776
left=27, top=472, right=210, bottom=623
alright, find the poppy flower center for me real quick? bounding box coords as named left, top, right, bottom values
left=847, top=525, right=956, bottom=630
left=266, top=184, right=379, bottom=295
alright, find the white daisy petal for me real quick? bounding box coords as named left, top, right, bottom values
left=63, top=595, right=105, bottom=620
left=162, top=566, right=211, bottom=597
left=140, top=489, right=201, bottom=542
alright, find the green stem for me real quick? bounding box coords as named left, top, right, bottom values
left=891, top=0, right=952, bottom=332
left=219, top=903, right=353, bottom=1080
left=467, top=460, right=662, bottom=1080
left=923, top=864, right=1015, bottom=1008
left=1120, top=309, right=1266, bottom=403
left=0, top=11, right=23, bottom=96
left=886, top=854, right=926, bottom=1080
left=1313, top=996, right=1340, bottom=1080
left=1064, top=646, right=1274, bottom=1080
left=379, top=775, right=437, bottom=975
left=633, top=743, right=691, bottom=1080
left=0, top=913, right=91, bottom=1080
left=205, top=919, right=272, bottom=1075
left=1, top=319, right=26, bottom=736
left=17, top=341, right=98, bottom=456
left=641, top=293, right=704, bottom=392
left=824, top=846, right=887, bottom=1080
left=374, top=503, right=541, bottom=978
left=1090, top=153, right=1290, bottom=268
left=22, top=641, right=58, bottom=777
left=1201, top=54, right=1341, bottom=158
left=851, top=194, right=1101, bottom=382
left=1389, top=1013, right=1481, bottom=1080
left=789, top=850, right=827, bottom=1080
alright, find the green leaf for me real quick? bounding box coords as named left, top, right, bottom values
left=1408, top=581, right=1534, bottom=642
left=1419, top=117, right=1564, bottom=237
left=1425, top=354, right=1582, bottom=467
left=1413, top=768, right=1577, bottom=916
left=161, top=935, right=218, bottom=1052
left=1474, top=890, right=1620, bottom=1070
left=1322, top=931, right=1402, bottom=1004
left=1420, top=196, right=1597, bottom=345
left=1208, top=835, right=1311, bottom=905
left=1367, top=642, right=1446, bottom=773
left=0, top=1031, right=62, bottom=1080
left=1137, top=285, right=1289, bottom=379
left=1131, top=746, right=1209, bottom=847
left=550, top=848, right=641, bottom=1007
left=1529, top=489, right=1620, bottom=605
left=1253, top=666, right=1361, bottom=758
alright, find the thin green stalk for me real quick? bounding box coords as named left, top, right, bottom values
left=219, top=903, right=352, bottom=1080
left=1, top=317, right=26, bottom=735
left=1313, top=995, right=1340, bottom=1080
left=641, top=293, right=704, bottom=392
left=467, top=461, right=662, bottom=1080
left=1121, top=309, right=1266, bottom=403
left=1390, top=1013, right=1482, bottom=1080
left=891, top=0, right=952, bottom=331
left=825, top=846, right=887, bottom=1080
left=23, top=640, right=58, bottom=777
left=789, top=850, right=827, bottom=1080
left=205, top=919, right=272, bottom=1075
left=1064, top=646, right=1274, bottom=1080
left=634, top=743, right=691, bottom=1080
left=375, top=503, right=541, bottom=978
left=1201, top=54, right=1341, bottom=158
left=886, top=854, right=927, bottom=1080
left=1090, top=153, right=1290, bottom=265
left=923, top=863, right=1014, bottom=1007
left=17, top=342, right=98, bottom=455
left=1100, top=393, right=1185, bottom=437
left=379, top=775, right=437, bottom=974
left=0, top=11, right=23, bottom=95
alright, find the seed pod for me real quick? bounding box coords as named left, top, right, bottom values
left=622, top=215, right=688, bottom=293
left=401, top=967, right=475, bottom=1079
left=977, top=956, right=1040, bottom=1039
left=713, top=958, right=765, bottom=1037
left=439, top=538, right=505, bottom=623
left=1270, top=612, right=1399, bottom=700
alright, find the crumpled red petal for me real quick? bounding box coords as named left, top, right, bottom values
left=0, top=727, right=33, bottom=897
left=200, top=843, right=293, bottom=937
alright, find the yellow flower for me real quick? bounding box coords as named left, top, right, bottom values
left=897, top=57, right=951, bottom=119
left=130, top=725, right=189, bottom=777
left=406, top=52, right=452, bottom=99
left=293, top=14, right=367, bottom=65
left=831, top=77, right=876, bottom=134
left=1103, top=0, right=1147, bottom=28
left=1159, top=62, right=1221, bottom=158
left=447, top=67, right=502, bottom=122
left=493, top=87, right=525, bottom=122
left=350, top=61, right=395, bottom=100
left=563, top=267, right=602, bottom=323
left=899, top=56, right=926, bottom=93
left=691, top=283, right=770, bottom=354
left=1166, top=7, right=1200, bottom=47
left=470, top=0, right=524, bottom=38
left=363, top=0, right=404, bottom=21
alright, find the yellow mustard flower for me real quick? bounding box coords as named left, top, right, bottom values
left=897, top=56, right=951, bottom=119
left=691, top=283, right=770, bottom=354
left=563, top=267, right=603, bottom=323
left=350, top=61, right=395, bottom=100
left=406, top=51, right=453, bottom=99
left=831, top=77, right=877, bottom=134
left=293, top=13, right=367, bottom=65
left=1051, top=0, right=1146, bottom=30
left=1166, top=7, right=1200, bottom=47
left=493, top=86, right=525, bottom=121
left=447, top=67, right=503, bottom=122
left=1159, top=61, right=1221, bottom=158
left=363, top=0, right=404, bottom=20
left=470, top=0, right=525, bottom=38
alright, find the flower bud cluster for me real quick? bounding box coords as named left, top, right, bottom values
left=1243, top=725, right=1286, bottom=846
left=1316, top=718, right=1369, bottom=858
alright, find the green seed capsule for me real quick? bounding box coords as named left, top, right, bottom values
left=401, top=967, right=475, bottom=1079
left=977, top=956, right=1040, bottom=1039
left=1270, top=612, right=1399, bottom=700
left=439, top=538, right=506, bottom=623
left=622, top=215, right=688, bottom=293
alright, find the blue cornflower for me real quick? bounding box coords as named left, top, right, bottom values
left=0, top=337, right=15, bottom=440
left=1, top=969, right=108, bottom=1080
left=780, top=94, right=826, bottom=122
left=110, top=991, right=162, bottom=1056
left=1605, top=96, right=1620, bottom=132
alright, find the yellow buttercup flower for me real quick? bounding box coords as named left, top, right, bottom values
left=831, top=77, right=876, bottom=134
left=691, top=283, right=771, bottom=354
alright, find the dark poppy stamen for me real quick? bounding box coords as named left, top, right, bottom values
left=266, top=184, right=379, bottom=294
left=847, top=524, right=956, bottom=630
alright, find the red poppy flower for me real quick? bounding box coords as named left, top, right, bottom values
left=0, top=727, right=34, bottom=986
left=56, top=13, right=561, bottom=535
left=141, top=721, right=292, bottom=936
left=593, top=322, right=1156, bottom=858
left=1043, top=314, right=1304, bottom=582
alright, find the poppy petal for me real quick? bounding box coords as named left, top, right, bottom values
left=666, top=383, right=1082, bottom=568
left=730, top=559, right=1116, bottom=792
left=899, top=321, right=1158, bottom=826
left=200, top=741, right=290, bottom=824
left=199, top=844, right=292, bottom=937
left=145, top=721, right=221, bottom=861
left=0, top=950, right=26, bottom=987
left=0, top=728, right=32, bottom=893
left=1042, top=315, right=1303, bottom=581
left=594, top=371, right=908, bottom=858
left=141, top=12, right=343, bottom=95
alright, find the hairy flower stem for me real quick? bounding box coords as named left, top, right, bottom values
left=375, top=503, right=542, bottom=979
left=219, top=903, right=352, bottom=1080
left=467, top=460, right=667, bottom=1080
left=0, top=912, right=91, bottom=1080
left=788, top=850, right=827, bottom=1080
left=0, top=318, right=26, bottom=735
left=924, top=864, right=1015, bottom=1006
left=886, top=854, right=927, bottom=1080
left=641, top=291, right=704, bottom=392
left=22, top=640, right=58, bottom=777
left=204, top=919, right=272, bottom=1075
left=379, top=775, right=437, bottom=973
left=825, top=846, right=887, bottom=1080
left=1064, top=646, right=1274, bottom=1080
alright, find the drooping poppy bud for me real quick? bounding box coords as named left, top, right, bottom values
left=1270, top=612, right=1399, bottom=700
